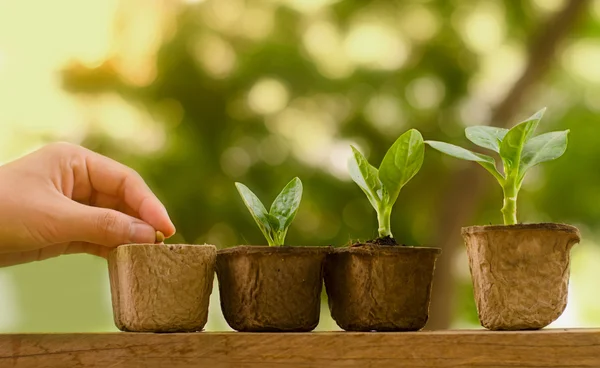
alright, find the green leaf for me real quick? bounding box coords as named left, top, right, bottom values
left=269, top=177, right=303, bottom=232
left=518, top=130, right=569, bottom=183
left=348, top=146, right=384, bottom=210
left=465, top=126, right=509, bottom=153
left=235, top=182, right=275, bottom=245
left=425, top=140, right=504, bottom=183
left=379, top=129, right=425, bottom=205
left=499, top=108, right=545, bottom=174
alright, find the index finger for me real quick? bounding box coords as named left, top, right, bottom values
left=83, top=150, right=176, bottom=237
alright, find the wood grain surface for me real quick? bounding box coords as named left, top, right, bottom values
left=0, top=329, right=598, bottom=368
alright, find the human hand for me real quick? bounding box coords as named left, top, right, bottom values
left=0, top=142, right=176, bottom=266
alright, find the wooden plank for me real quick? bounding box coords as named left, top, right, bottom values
left=0, top=329, right=598, bottom=368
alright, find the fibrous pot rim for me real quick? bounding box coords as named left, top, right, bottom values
left=461, top=222, right=580, bottom=239
left=331, top=245, right=441, bottom=255
left=218, top=245, right=331, bottom=255
left=117, top=243, right=217, bottom=249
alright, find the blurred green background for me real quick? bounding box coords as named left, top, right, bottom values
left=0, top=0, right=599, bottom=332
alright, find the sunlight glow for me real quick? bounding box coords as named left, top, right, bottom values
left=248, top=78, right=290, bottom=115
left=0, top=271, right=20, bottom=331
left=455, top=2, right=505, bottom=54
left=365, top=94, right=405, bottom=135
left=327, top=141, right=354, bottom=180
left=344, top=22, right=409, bottom=70
left=399, top=5, right=439, bottom=42
left=281, top=0, right=340, bottom=14
left=204, top=0, right=245, bottom=33
left=302, top=21, right=354, bottom=79
left=593, top=0, right=600, bottom=20
left=112, top=1, right=170, bottom=87
left=532, top=0, right=566, bottom=13
left=470, top=43, right=525, bottom=104
left=562, top=39, right=600, bottom=83
left=84, top=93, right=166, bottom=153
left=239, top=6, right=275, bottom=41
left=192, top=34, right=237, bottom=79
left=406, top=77, right=446, bottom=110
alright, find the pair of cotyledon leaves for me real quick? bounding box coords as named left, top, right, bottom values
left=235, top=178, right=302, bottom=246
left=348, top=129, right=424, bottom=215
left=426, top=108, right=569, bottom=188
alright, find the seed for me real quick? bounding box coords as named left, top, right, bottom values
left=155, top=230, right=165, bottom=244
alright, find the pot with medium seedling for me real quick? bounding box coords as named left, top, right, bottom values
left=324, top=129, right=441, bottom=332
left=108, top=231, right=217, bottom=332
left=216, top=178, right=328, bottom=332
left=426, top=108, right=581, bottom=330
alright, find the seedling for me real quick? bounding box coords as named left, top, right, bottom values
left=425, top=108, right=569, bottom=225
left=348, top=129, right=425, bottom=239
left=235, top=177, right=303, bottom=246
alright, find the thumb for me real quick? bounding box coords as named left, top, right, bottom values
left=60, top=202, right=156, bottom=246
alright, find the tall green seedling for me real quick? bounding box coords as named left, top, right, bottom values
left=425, top=108, right=569, bottom=225
left=235, top=177, right=303, bottom=246
left=348, top=129, right=425, bottom=239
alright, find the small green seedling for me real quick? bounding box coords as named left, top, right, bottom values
left=235, top=177, right=303, bottom=246
left=348, top=129, right=425, bottom=239
left=425, top=108, right=569, bottom=225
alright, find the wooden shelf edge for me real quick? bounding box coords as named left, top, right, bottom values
left=0, top=329, right=599, bottom=367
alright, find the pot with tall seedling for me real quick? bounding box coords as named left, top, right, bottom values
left=426, top=108, right=581, bottom=330
left=217, top=177, right=329, bottom=332
left=324, top=129, right=441, bottom=332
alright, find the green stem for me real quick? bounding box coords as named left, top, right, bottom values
left=501, top=183, right=518, bottom=225
left=270, top=230, right=286, bottom=246
left=377, top=206, right=392, bottom=238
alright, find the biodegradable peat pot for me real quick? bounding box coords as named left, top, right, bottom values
left=216, top=246, right=329, bottom=332
left=462, top=223, right=581, bottom=331
left=324, top=245, right=441, bottom=332
left=108, top=243, right=217, bottom=332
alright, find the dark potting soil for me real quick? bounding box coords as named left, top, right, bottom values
left=351, top=235, right=402, bottom=247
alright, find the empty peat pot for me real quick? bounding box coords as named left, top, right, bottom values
left=324, top=245, right=441, bottom=331
left=216, top=246, right=329, bottom=332
left=462, top=223, right=581, bottom=331
left=108, top=243, right=217, bottom=332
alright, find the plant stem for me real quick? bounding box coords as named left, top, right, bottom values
left=377, top=206, right=393, bottom=238
left=501, top=183, right=518, bottom=225
left=271, top=230, right=287, bottom=247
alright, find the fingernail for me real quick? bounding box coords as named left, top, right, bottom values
left=129, top=222, right=156, bottom=244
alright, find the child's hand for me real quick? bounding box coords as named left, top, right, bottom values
left=0, top=142, right=176, bottom=266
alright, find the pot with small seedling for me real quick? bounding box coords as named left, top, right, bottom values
left=217, top=178, right=328, bottom=332
left=108, top=231, right=217, bottom=332
left=426, top=108, right=581, bottom=330
left=324, top=129, right=441, bottom=332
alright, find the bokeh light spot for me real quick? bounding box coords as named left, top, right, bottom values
left=247, top=78, right=290, bottom=115
left=344, top=22, right=409, bottom=70
left=220, top=146, right=251, bottom=177
left=365, top=94, right=405, bottom=134
left=406, top=77, right=446, bottom=110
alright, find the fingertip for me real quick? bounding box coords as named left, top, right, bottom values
left=163, top=223, right=176, bottom=238
left=138, top=199, right=176, bottom=237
